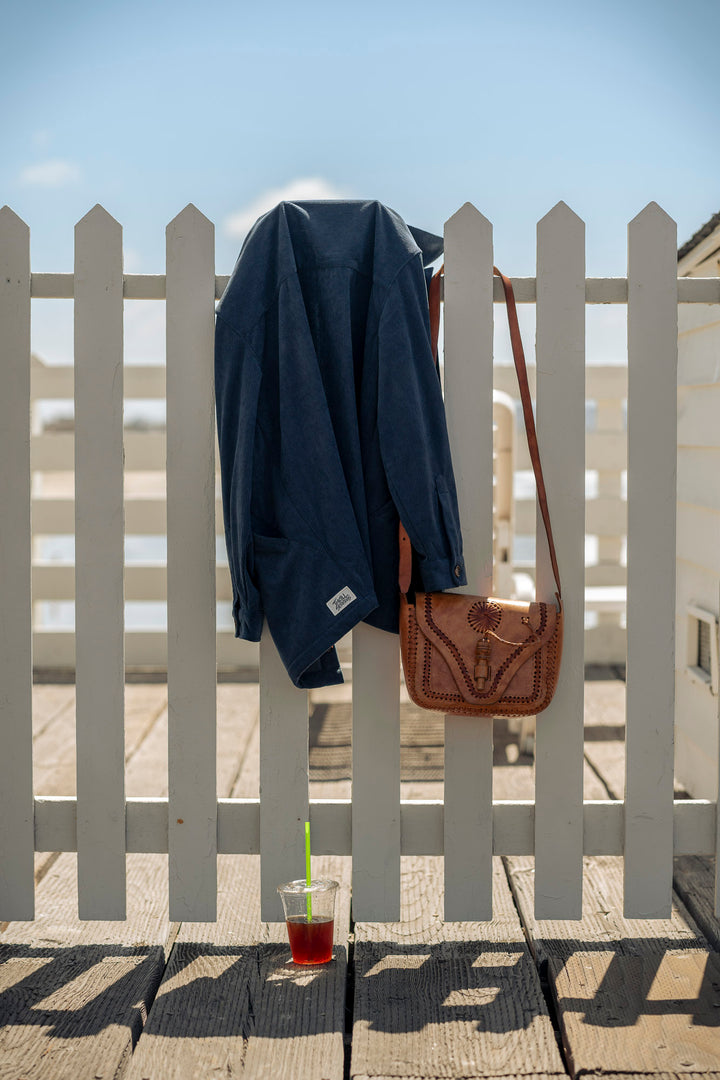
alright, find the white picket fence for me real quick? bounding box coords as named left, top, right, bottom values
left=1, top=199, right=719, bottom=925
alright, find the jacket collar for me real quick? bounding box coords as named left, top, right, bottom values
left=408, top=225, right=444, bottom=266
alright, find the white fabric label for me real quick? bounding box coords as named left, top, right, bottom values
left=326, top=586, right=357, bottom=616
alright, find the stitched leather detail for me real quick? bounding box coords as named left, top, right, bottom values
left=418, top=592, right=554, bottom=704
left=424, top=594, right=477, bottom=697
left=467, top=599, right=502, bottom=634
left=401, top=590, right=562, bottom=717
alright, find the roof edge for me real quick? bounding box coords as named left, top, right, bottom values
left=678, top=210, right=720, bottom=263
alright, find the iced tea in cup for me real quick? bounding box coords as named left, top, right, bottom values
left=277, top=879, right=338, bottom=965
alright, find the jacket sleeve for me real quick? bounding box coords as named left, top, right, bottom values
left=214, top=313, right=264, bottom=641
left=377, top=255, right=467, bottom=592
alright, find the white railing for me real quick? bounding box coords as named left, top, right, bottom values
left=494, top=363, right=628, bottom=663
left=2, top=200, right=719, bottom=925
left=30, top=361, right=544, bottom=669
left=28, top=352, right=628, bottom=670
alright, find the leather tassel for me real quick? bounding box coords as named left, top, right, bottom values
left=474, top=635, right=491, bottom=689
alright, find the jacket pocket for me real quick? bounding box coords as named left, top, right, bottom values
left=251, top=531, right=367, bottom=631
left=251, top=530, right=374, bottom=684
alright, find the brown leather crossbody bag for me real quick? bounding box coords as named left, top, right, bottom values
left=399, top=267, right=563, bottom=717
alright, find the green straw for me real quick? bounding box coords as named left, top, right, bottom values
left=305, top=820, right=312, bottom=921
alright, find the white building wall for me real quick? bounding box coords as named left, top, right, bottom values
left=676, top=224, right=720, bottom=798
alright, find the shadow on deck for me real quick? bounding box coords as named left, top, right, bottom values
left=1, top=667, right=719, bottom=1080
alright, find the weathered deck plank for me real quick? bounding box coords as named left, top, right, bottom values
left=316, top=680, right=617, bottom=1080
left=27, top=685, right=169, bottom=894
left=506, top=854, right=720, bottom=1077
left=506, top=674, right=720, bottom=1079
left=0, top=683, right=261, bottom=1079
left=0, top=682, right=175, bottom=1078
left=584, top=1075, right=720, bottom=1080
left=352, top=856, right=566, bottom=1080
left=582, top=679, right=627, bottom=799
left=31, top=686, right=76, bottom=741
left=347, top=695, right=576, bottom=1080
left=551, top=949, right=720, bottom=1076
left=0, top=852, right=173, bottom=1080
left=125, top=854, right=351, bottom=1080
left=581, top=679, right=720, bottom=960
left=31, top=684, right=169, bottom=800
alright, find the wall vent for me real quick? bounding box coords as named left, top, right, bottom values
left=686, top=604, right=719, bottom=694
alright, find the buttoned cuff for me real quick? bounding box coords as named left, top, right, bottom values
left=419, top=554, right=467, bottom=593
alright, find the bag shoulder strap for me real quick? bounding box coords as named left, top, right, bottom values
left=493, top=267, right=561, bottom=603
left=398, top=265, right=562, bottom=604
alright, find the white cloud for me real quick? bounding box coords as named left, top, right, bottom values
left=224, top=177, right=351, bottom=239
left=19, top=159, right=81, bottom=187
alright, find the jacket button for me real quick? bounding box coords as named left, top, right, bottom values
left=454, top=564, right=463, bottom=578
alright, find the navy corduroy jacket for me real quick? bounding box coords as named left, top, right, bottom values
left=215, top=200, right=466, bottom=688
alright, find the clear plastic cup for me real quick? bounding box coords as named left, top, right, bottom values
left=277, top=878, right=338, bottom=964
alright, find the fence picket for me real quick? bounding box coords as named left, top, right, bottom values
left=351, top=622, right=401, bottom=920
left=625, top=203, right=678, bottom=918
left=0, top=207, right=34, bottom=919
left=442, top=203, right=495, bottom=920
left=74, top=205, right=126, bottom=919
left=259, top=631, right=309, bottom=922
left=166, top=205, right=217, bottom=921
left=533, top=202, right=586, bottom=919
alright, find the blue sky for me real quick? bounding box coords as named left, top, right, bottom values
left=2, top=0, right=719, bottom=364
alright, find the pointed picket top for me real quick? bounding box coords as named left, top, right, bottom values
left=629, top=200, right=676, bottom=232
left=167, top=202, right=214, bottom=234
left=537, top=201, right=585, bottom=285
left=445, top=201, right=492, bottom=251
left=627, top=201, right=677, bottom=283
left=538, top=199, right=585, bottom=232
left=537, top=201, right=585, bottom=299
left=446, top=200, right=491, bottom=228
left=74, top=204, right=122, bottom=298
left=628, top=203, right=677, bottom=264
left=0, top=206, right=30, bottom=284
left=0, top=205, right=29, bottom=235
left=444, top=201, right=493, bottom=299
left=75, top=202, right=122, bottom=232
left=166, top=205, right=215, bottom=286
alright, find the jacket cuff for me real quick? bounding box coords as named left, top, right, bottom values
left=419, top=554, right=467, bottom=593
left=233, top=597, right=264, bottom=642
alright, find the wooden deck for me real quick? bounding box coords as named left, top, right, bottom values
left=2, top=670, right=719, bottom=1079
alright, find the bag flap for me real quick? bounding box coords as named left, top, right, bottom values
left=413, top=592, right=559, bottom=705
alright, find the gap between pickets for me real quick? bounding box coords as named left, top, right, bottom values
left=343, top=904, right=357, bottom=1080
left=501, top=858, right=572, bottom=1078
